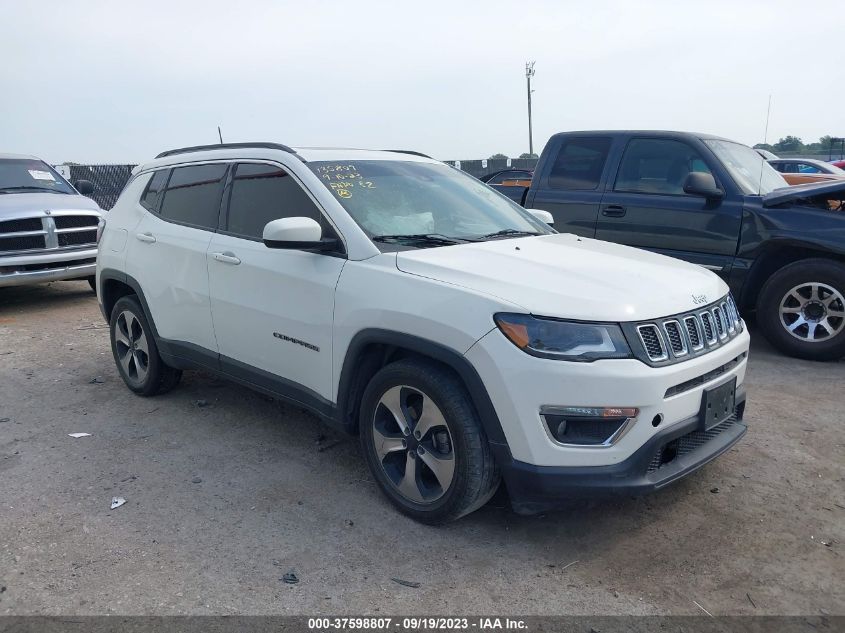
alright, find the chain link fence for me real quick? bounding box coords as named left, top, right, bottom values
left=56, top=164, right=137, bottom=210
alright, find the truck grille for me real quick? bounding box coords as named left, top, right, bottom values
left=0, top=213, right=99, bottom=254
left=628, top=295, right=743, bottom=365
left=54, top=215, right=99, bottom=229
left=58, top=230, right=97, bottom=247
left=0, top=218, right=43, bottom=233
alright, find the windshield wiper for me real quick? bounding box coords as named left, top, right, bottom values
left=372, top=233, right=469, bottom=246
left=0, top=186, right=66, bottom=194
left=477, top=229, right=541, bottom=240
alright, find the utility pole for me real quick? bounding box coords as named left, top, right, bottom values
left=525, top=61, right=536, bottom=156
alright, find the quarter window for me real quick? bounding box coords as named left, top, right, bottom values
left=140, top=169, right=169, bottom=212
left=226, top=163, right=321, bottom=240
left=548, top=137, right=611, bottom=190
left=158, top=164, right=227, bottom=229
left=615, top=139, right=713, bottom=195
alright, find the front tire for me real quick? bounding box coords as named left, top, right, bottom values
left=109, top=295, right=182, bottom=396
left=359, top=359, right=499, bottom=524
left=757, top=258, right=845, bottom=361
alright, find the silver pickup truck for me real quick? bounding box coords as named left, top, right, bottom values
left=0, top=154, right=103, bottom=289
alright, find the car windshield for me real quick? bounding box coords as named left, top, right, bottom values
left=704, top=140, right=788, bottom=195
left=307, top=160, right=551, bottom=246
left=0, top=158, right=74, bottom=194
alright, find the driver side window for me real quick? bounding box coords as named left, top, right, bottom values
left=614, top=138, right=713, bottom=196
left=225, top=163, right=321, bottom=240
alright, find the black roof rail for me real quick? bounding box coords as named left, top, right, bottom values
left=383, top=149, right=433, bottom=159
left=155, top=142, right=297, bottom=159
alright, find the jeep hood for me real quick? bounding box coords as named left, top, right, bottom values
left=763, top=180, right=845, bottom=207
left=0, top=192, right=101, bottom=217
left=395, top=233, right=728, bottom=322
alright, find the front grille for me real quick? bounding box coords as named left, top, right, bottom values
left=700, top=311, right=715, bottom=344
left=627, top=295, right=744, bottom=366
left=665, top=353, right=747, bottom=397
left=0, top=235, right=46, bottom=252
left=54, top=215, right=99, bottom=229
left=663, top=320, right=687, bottom=356
left=684, top=316, right=703, bottom=350
left=713, top=306, right=726, bottom=338
left=0, top=218, right=43, bottom=233
left=58, top=230, right=97, bottom=247
left=647, top=410, right=741, bottom=473
left=637, top=325, right=667, bottom=361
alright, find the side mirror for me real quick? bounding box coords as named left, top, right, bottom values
left=527, top=208, right=554, bottom=225
left=74, top=179, right=95, bottom=195
left=263, top=217, right=339, bottom=252
left=683, top=172, right=723, bottom=199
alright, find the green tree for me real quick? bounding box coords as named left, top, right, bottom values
left=519, top=152, right=539, bottom=159
left=489, top=153, right=508, bottom=160
left=753, top=143, right=775, bottom=151
left=773, top=136, right=803, bottom=153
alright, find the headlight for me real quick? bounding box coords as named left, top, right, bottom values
left=494, top=313, right=632, bottom=361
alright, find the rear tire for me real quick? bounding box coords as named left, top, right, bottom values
left=757, top=258, right=845, bottom=361
left=109, top=295, right=182, bottom=396
left=87, top=276, right=96, bottom=293
left=359, top=359, right=499, bottom=524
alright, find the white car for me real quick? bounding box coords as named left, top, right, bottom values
left=96, top=142, right=750, bottom=523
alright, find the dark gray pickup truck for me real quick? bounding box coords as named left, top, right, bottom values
left=514, top=130, right=845, bottom=361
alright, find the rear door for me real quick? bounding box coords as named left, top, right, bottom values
left=595, top=137, right=743, bottom=275
left=526, top=135, right=614, bottom=237
left=124, top=163, right=227, bottom=362
left=207, top=161, right=345, bottom=406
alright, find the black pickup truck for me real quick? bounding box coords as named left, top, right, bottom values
left=514, top=130, right=845, bottom=361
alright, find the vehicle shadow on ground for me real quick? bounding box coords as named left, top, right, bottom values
left=0, top=281, right=95, bottom=316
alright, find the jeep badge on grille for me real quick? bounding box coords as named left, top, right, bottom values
left=692, top=294, right=708, bottom=305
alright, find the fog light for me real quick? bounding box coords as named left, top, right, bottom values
left=540, top=406, right=638, bottom=446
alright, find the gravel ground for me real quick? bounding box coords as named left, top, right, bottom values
left=0, top=281, right=842, bottom=616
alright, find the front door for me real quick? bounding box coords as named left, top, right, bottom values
left=207, top=162, right=345, bottom=407
left=596, top=137, right=743, bottom=275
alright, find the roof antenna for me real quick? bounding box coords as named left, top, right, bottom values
left=217, top=126, right=224, bottom=144
left=763, top=95, right=772, bottom=145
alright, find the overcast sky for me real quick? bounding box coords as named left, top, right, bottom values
left=2, top=0, right=843, bottom=164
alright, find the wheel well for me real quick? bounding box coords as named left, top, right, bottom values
left=101, top=279, right=136, bottom=319
left=339, top=343, right=462, bottom=435
left=742, top=246, right=845, bottom=311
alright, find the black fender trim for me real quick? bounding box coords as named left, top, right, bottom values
left=336, top=329, right=512, bottom=457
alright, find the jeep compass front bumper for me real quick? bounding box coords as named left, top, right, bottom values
left=494, top=392, right=746, bottom=514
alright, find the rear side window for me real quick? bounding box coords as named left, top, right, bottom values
left=226, top=163, right=320, bottom=239
left=548, top=137, right=611, bottom=190
left=614, top=138, right=713, bottom=195
left=159, top=164, right=228, bottom=229
left=140, top=170, right=169, bottom=212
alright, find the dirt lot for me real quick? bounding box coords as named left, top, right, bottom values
left=0, top=281, right=842, bottom=616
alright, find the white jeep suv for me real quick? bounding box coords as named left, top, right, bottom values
left=96, top=142, right=750, bottom=523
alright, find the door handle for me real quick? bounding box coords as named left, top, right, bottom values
left=135, top=232, right=156, bottom=243
left=602, top=205, right=627, bottom=217
left=212, top=251, right=241, bottom=265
